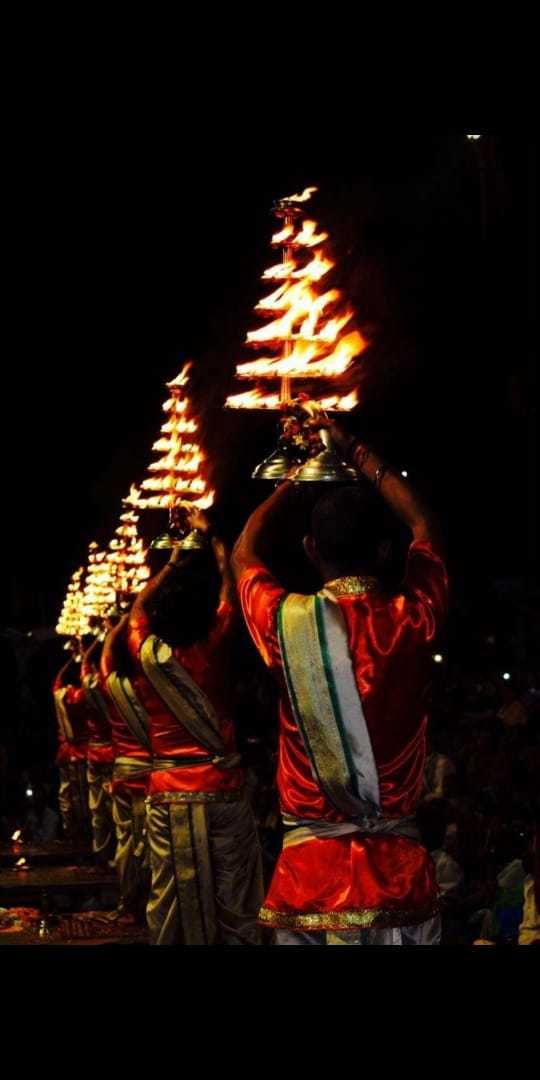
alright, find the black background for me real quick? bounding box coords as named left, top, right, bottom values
left=3, top=131, right=536, bottom=628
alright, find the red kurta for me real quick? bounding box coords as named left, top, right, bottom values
left=127, top=601, right=244, bottom=797
left=238, top=539, right=448, bottom=929
left=52, top=673, right=71, bottom=766
left=62, top=685, right=90, bottom=762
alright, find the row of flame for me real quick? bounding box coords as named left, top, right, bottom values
left=58, top=187, right=364, bottom=630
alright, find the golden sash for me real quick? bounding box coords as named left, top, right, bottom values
left=106, top=671, right=152, bottom=753
left=278, top=592, right=380, bottom=820
left=140, top=635, right=225, bottom=759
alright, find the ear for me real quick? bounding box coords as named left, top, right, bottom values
left=303, top=534, right=318, bottom=566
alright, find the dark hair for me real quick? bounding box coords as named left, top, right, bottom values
left=310, top=484, right=386, bottom=575
left=146, top=549, right=221, bottom=649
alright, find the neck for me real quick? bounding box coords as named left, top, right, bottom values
left=320, top=565, right=377, bottom=585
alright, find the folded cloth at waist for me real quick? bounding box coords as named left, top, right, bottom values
left=87, top=740, right=115, bottom=765
left=146, top=752, right=245, bottom=798
left=146, top=788, right=245, bottom=805
left=114, top=756, right=152, bottom=776
left=281, top=814, right=420, bottom=847
left=112, top=756, right=152, bottom=793
left=152, top=754, right=242, bottom=771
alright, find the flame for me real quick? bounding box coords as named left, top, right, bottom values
left=294, top=220, right=328, bottom=247
left=123, top=484, right=141, bottom=507
left=272, top=223, right=294, bottom=245
left=248, top=288, right=339, bottom=345
left=226, top=386, right=357, bottom=412
left=105, top=494, right=152, bottom=598
left=134, top=365, right=214, bottom=511
left=57, top=566, right=87, bottom=637
left=163, top=396, right=188, bottom=414
left=262, top=260, right=296, bottom=281
left=166, top=362, right=192, bottom=389
left=319, top=390, right=359, bottom=412
left=282, top=186, right=318, bottom=203
left=238, top=331, right=365, bottom=381
left=15, top=857, right=28, bottom=868
left=12, top=830, right=22, bottom=842
left=292, top=251, right=334, bottom=281
left=226, top=388, right=281, bottom=410
left=226, top=187, right=365, bottom=414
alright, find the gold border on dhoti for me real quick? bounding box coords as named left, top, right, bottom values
left=258, top=904, right=439, bottom=931
left=169, top=802, right=218, bottom=945
left=147, top=789, right=243, bottom=805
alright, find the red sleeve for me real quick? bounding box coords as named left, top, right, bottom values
left=127, top=607, right=151, bottom=661
left=405, top=539, right=449, bottom=636
left=100, top=644, right=113, bottom=680
left=237, top=564, right=286, bottom=671
left=53, top=673, right=63, bottom=692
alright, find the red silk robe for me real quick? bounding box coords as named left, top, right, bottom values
left=127, top=601, right=244, bottom=798
left=238, top=540, right=448, bottom=931
left=99, top=649, right=151, bottom=795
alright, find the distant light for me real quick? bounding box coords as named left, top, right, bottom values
left=26, top=632, right=33, bottom=637
left=401, top=470, right=408, bottom=478
left=467, top=134, right=482, bottom=141
left=25, top=787, right=33, bottom=798
left=502, top=672, right=511, bottom=681
left=433, top=653, right=444, bottom=664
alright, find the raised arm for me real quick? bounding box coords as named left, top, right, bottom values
left=231, top=481, right=295, bottom=581
left=54, top=656, right=76, bottom=690
left=131, top=505, right=232, bottom=621
left=330, top=422, right=444, bottom=552
left=101, top=614, right=129, bottom=677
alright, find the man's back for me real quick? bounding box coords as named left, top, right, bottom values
left=239, top=537, right=448, bottom=823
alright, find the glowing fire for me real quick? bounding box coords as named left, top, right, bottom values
left=15, top=857, right=28, bottom=869
left=106, top=491, right=151, bottom=598
left=293, top=220, right=329, bottom=248
left=82, top=543, right=117, bottom=623
left=226, top=186, right=365, bottom=413
left=56, top=566, right=86, bottom=638
left=132, top=365, right=214, bottom=511
left=12, top=830, right=22, bottom=842
left=285, top=186, right=318, bottom=203
left=272, top=223, right=294, bottom=245
left=226, top=387, right=357, bottom=412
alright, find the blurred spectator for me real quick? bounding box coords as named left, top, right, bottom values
left=497, top=680, right=528, bottom=729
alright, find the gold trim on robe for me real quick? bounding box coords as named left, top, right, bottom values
left=259, top=904, right=439, bottom=931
